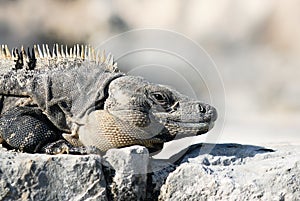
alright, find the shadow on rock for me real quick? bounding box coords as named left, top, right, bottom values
left=170, top=143, right=275, bottom=165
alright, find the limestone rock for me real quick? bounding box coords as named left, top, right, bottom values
left=1, top=143, right=299, bottom=201
left=147, top=159, right=177, bottom=200
left=159, top=144, right=300, bottom=201
left=0, top=146, right=106, bottom=201
left=103, top=145, right=149, bottom=200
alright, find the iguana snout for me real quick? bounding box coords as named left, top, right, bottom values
left=178, top=101, right=218, bottom=123
left=154, top=101, right=217, bottom=138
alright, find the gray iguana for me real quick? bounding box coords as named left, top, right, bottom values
left=0, top=44, right=217, bottom=154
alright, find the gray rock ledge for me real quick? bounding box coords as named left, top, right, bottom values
left=159, top=144, right=300, bottom=201
left=0, top=146, right=106, bottom=201
left=1, top=143, right=299, bottom=201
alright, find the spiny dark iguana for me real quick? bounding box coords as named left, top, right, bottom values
left=0, top=44, right=217, bottom=154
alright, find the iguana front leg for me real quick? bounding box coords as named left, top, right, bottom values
left=0, top=107, right=99, bottom=154
left=0, top=107, right=62, bottom=153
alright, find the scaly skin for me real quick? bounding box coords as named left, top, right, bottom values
left=0, top=44, right=217, bottom=154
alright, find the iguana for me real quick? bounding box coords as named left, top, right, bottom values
left=0, top=44, right=217, bottom=154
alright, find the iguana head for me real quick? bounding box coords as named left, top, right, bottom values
left=78, top=75, right=217, bottom=153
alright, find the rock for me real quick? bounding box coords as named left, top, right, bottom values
left=103, top=145, right=149, bottom=200
left=147, top=159, right=177, bottom=200
left=0, top=145, right=152, bottom=201
left=1, top=143, right=299, bottom=201
left=159, top=144, right=300, bottom=201
left=0, top=146, right=106, bottom=201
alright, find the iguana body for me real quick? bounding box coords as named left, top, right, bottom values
left=0, top=44, right=217, bottom=154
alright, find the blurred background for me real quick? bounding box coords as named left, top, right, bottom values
left=0, top=0, right=299, bottom=151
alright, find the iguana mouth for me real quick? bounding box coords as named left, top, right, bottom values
left=160, top=120, right=210, bottom=131
left=153, top=104, right=217, bottom=137
left=156, top=120, right=210, bottom=140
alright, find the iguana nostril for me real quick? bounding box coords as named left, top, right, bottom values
left=199, top=105, right=206, bottom=113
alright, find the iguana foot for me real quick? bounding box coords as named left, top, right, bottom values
left=0, top=107, right=101, bottom=155
left=40, top=139, right=72, bottom=154
left=41, top=139, right=101, bottom=155
left=68, top=146, right=102, bottom=155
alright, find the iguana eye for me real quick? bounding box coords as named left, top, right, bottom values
left=151, top=92, right=168, bottom=104
left=154, top=93, right=164, bottom=101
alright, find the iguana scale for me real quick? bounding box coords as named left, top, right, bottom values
left=0, top=44, right=217, bottom=154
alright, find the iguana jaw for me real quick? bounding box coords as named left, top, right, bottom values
left=153, top=117, right=214, bottom=140
left=159, top=120, right=210, bottom=132
left=153, top=103, right=217, bottom=138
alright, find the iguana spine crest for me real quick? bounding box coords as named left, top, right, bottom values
left=0, top=44, right=119, bottom=72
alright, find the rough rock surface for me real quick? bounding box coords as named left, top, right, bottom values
left=103, top=146, right=149, bottom=200
left=159, top=143, right=300, bottom=201
left=0, top=146, right=106, bottom=201
left=1, top=143, right=299, bottom=201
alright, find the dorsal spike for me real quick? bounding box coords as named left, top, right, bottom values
left=76, top=44, right=80, bottom=58
left=21, top=45, right=25, bottom=53
left=45, top=44, right=51, bottom=58
left=11, top=48, right=18, bottom=60
left=96, top=50, right=100, bottom=63
left=21, top=46, right=28, bottom=63
left=22, top=45, right=28, bottom=63
left=80, top=45, right=83, bottom=59
left=72, top=45, right=76, bottom=58
left=65, top=45, right=69, bottom=57
left=84, top=45, right=87, bottom=59
left=88, top=45, right=91, bottom=60
left=110, top=55, right=114, bottom=66
left=0, top=45, right=3, bottom=59
left=11, top=48, right=15, bottom=60
left=42, top=44, right=48, bottom=58
left=56, top=44, right=61, bottom=58
left=2, top=45, right=6, bottom=59
left=37, top=44, right=43, bottom=58
left=69, top=47, right=73, bottom=58
left=4, top=45, right=11, bottom=59
left=91, top=47, right=96, bottom=61
left=52, top=44, right=56, bottom=58
left=34, top=45, right=40, bottom=59
left=100, top=50, right=105, bottom=63
left=61, top=45, right=66, bottom=58
left=105, top=53, right=113, bottom=65
left=112, top=62, right=119, bottom=72
left=113, top=62, right=118, bottom=68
